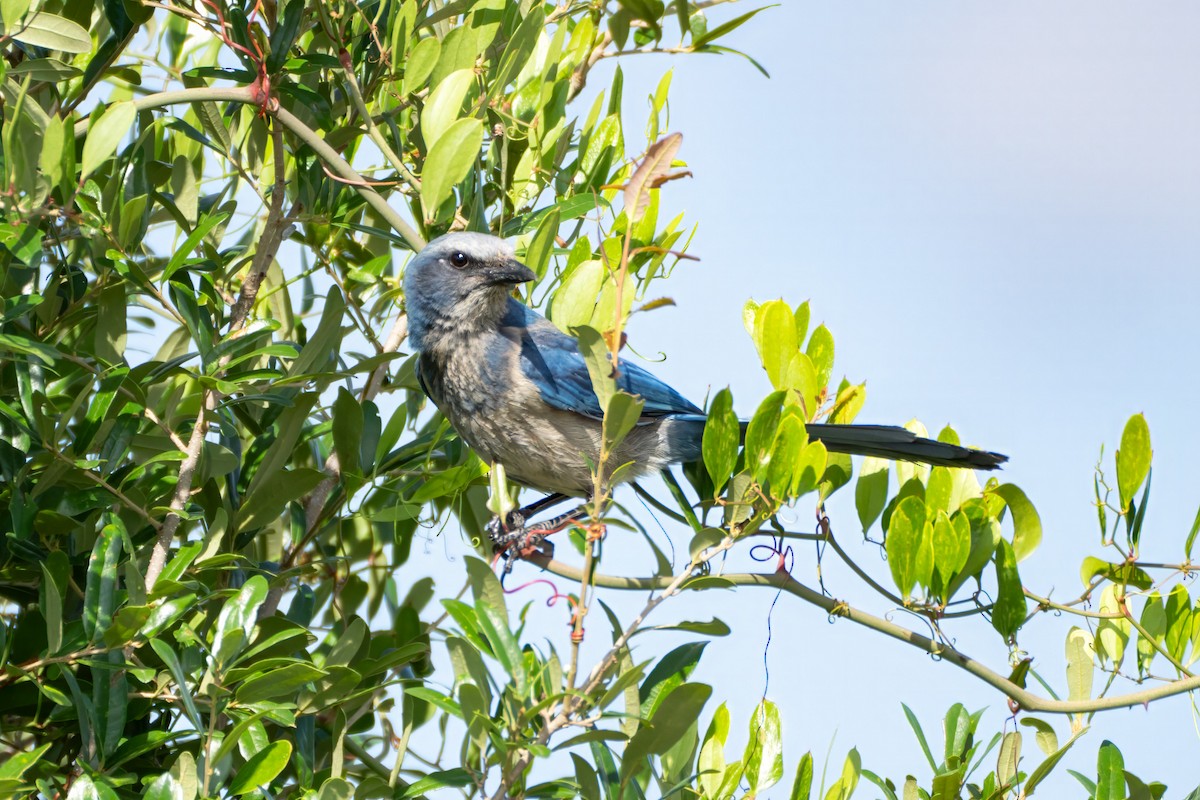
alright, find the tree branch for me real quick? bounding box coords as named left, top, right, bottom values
left=525, top=554, right=1200, bottom=715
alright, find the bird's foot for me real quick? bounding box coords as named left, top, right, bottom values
left=488, top=506, right=585, bottom=574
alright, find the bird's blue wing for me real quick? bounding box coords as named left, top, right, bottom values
left=508, top=306, right=701, bottom=421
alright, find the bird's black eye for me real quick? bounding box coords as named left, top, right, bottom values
left=448, top=251, right=470, bottom=269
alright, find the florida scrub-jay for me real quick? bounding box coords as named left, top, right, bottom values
left=403, top=232, right=1005, bottom=563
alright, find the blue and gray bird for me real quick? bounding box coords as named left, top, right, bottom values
left=404, top=232, right=1005, bottom=561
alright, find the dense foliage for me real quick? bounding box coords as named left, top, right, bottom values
left=0, top=1, right=1196, bottom=798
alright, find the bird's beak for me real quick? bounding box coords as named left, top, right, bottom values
left=484, top=258, right=537, bottom=286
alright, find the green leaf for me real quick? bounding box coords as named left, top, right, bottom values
left=621, top=683, right=712, bottom=786
left=766, top=413, right=806, bottom=498
left=403, top=36, right=441, bottom=93
left=789, top=751, right=814, bottom=800
left=1116, top=413, right=1151, bottom=512
left=1095, top=740, right=1126, bottom=800
left=602, top=390, right=644, bottom=453
left=744, top=699, right=784, bottom=795
left=804, top=323, right=834, bottom=389
left=698, top=703, right=730, bottom=798
left=703, top=388, right=739, bottom=496
left=1136, top=592, right=1165, bottom=675
left=793, top=440, right=826, bottom=498
left=10, top=11, right=91, bottom=52
left=691, top=4, right=774, bottom=47
left=1065, top=627, right=1094, bottom=709
left=991, top=539, right=1026, bottom=638
left=401, top=769, right=473, bottom=797
left=1019, top=717, right=1059, bottom=756
left=476, top=599, right=529, bottom=698
left=421, top=68, right=475, bottom=151
left=211, top=575, right=270, bottom=669
left=856, top=457, right=889, bottom=533
left=551, top=260, right=604, bottom=331
left=1094, top=584, right=1129, bottom=667
left=332, top=387, right=365, bottom=476
left=745, top=391, right=785, bottom=480
left=886, top=497, right=926, bottom=601
left=420, top=117, right=484, bottom=219
left=236, top=662, right=326, bottom=703
left=752, top=299, right=797, bottom=390
left=141, top=772, right=185, bottom=800
left=932, top=510, right=969, bottom=601
left=81, top=101, right=137, bottom=181
left=991, top=483, right=1042, bottom=562
left=83, top=523, right=124, bottom=642
left=995, top=731, right=1021, bottom=786
left=228, top=741, right=292, bottom=796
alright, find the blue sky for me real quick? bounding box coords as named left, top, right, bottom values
left=551, top=3, right=1200, bottom=794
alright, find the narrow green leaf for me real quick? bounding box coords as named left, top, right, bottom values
left=1095, top=740, right=1126, bottom=800
left=1065, top=627, right=1095, bottom=708
left=476, top=599, right=529, bottom=698
left=84, top=523, right=124, bottom=642
left=332, top=387, right=364, bottom=476
left=698, top=703, right=730, bottom=798
left=789, top=751, right=814, bottom=800
left=236, top=662, right=326, bottom=703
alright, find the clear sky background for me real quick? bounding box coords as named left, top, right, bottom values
left=397, top=3, right=1200, bottom=796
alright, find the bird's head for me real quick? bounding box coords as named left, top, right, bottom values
left=403, top=232, right=536, bottom=351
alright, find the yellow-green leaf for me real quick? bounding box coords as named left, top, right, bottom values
left=1116, top=413, right=1151, bottom=512
left=420, top=117, right=484, bottom=220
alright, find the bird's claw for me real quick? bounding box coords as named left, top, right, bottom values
left=488, top=512, right=571, bottom=574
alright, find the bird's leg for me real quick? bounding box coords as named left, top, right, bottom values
left=485, top=492, right=572, bottom=544
left=491, top=500, right=590, bottom=574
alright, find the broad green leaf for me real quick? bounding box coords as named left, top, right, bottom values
left=932, top=510, right=969, bottom=601
left=766, top=413, right=806, bottom=499
left=1019, top=717, right=1059, bottom=756
left=403, top=36, right=441, bottom=93
left=702, top=387, right=739, bottom=496
left=420, top=117, right=484, bottom=219
left=81, top=101, right=137, bottom=181
left=925, top=467, right=952, bottom=514
left=602, top=391, right=644, bottom=453
left=142, top=772, right=185, bottom=800
left=550, top=260, right=604, bottom=331
left=236, top=662, right=326, bottom=703
left=805, top=323, right=834, bottom=389
left=991, top=539, right=1026, bottom=638
left=10, top=11, right=91, bottom=52
left=991, top=483, right=1042, bottom=562
left=886, top=496, right=926, bottom=601
left=744, top=700, right=784, bottom=795
left=1116, top=413, right=1151, bottom=512
left=227, top=741, right=292, bottom=796
left=856, top=457, right=889, bottom=533
left=745, top=391, right=785, bottom=479
left=621, top=683, right=712, bottom=786
left=793, top=440, right=826, bottom=498
left=421, top=69, right=475, bottom=151
left=400, top=769, right=473, bottom=797
left=211, top=575, right=270, bottom=669
left=1164, top=582, right=1192, bottom=663
left=752, top=299, right=797, bottom=390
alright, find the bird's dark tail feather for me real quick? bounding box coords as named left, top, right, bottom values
left=805, top=423, right=1006, bottom=470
